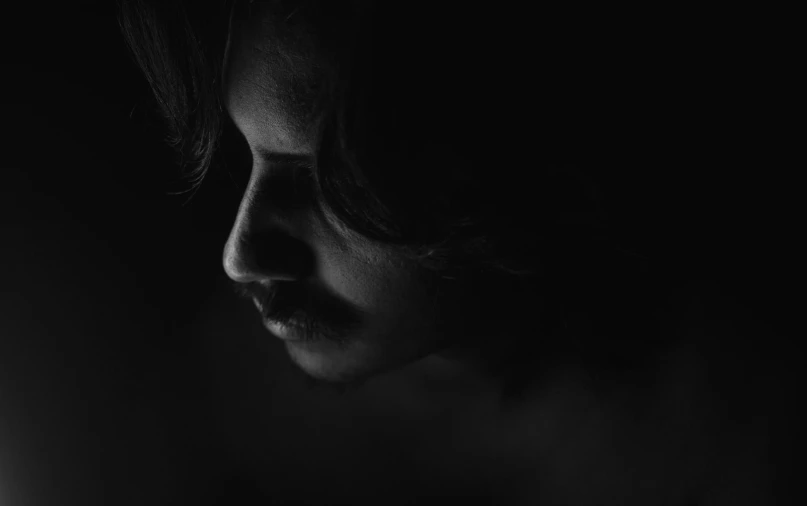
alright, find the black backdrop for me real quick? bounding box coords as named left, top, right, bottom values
left=2, top=3, right=239, bottom=504
left=1, top=3, right=801, bottom=506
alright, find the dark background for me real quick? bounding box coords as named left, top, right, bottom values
left=1, top=3, right=801, bottom=506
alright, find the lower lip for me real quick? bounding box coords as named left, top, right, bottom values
left=263, top=319, right=311, bottom=341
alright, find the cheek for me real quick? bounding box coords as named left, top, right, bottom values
left=313, top=211, right=428, bottom=314
left=321, top=245, right=425, bottom=316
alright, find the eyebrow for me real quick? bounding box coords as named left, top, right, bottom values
left=255, top=147, right=315, bottom=168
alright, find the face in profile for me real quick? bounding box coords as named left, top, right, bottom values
left=219, top=4, right=506, bottom=387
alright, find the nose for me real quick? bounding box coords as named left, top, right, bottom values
left=222, top=181, right=314, bottom=284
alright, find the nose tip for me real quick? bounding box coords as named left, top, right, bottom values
left=222, top=236, right=261, bottom=283
left=222, top=228, right=313, bottom=284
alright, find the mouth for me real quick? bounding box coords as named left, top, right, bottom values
left=245, top=289, right=357, bottom=346
left=263, top=317, right=316, bottom=341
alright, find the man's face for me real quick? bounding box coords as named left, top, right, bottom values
left=219, top=8, right=483, bottom=386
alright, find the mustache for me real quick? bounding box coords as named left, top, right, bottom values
left=231, top=280, right=362, bottom=343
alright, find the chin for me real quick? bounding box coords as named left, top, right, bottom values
left=284, top=338, right=378, bottom=389
left=283, top=336, right=427, bottom=393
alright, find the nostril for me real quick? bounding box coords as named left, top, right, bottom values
left=225, top=230, right=314, bottom=282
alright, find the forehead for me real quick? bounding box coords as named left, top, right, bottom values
left=221, top=3, right=324, bottom=151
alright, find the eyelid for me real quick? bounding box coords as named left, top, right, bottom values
left=256, top=156, right=315, bottom=186
left=250, top=159, right=317, bottom=209
left=255, top=148, right=316, bottom=169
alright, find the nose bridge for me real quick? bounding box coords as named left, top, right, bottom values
left=222, top=180, right=311, bottom=283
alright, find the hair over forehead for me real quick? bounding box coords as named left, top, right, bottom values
left=227, top=1, right=569, bottom=152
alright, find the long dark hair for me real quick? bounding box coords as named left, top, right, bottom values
left=119, top=0, right=720, bottom=393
